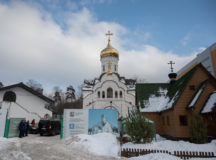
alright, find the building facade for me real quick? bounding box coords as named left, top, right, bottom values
left=0, top=83, right=53, bottom=122
left=82, top=31, right=136, bottom=118
left=136, top=64, right=216, bottom=139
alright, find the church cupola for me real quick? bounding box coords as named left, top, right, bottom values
left=100, top=31, right=119, bottom=75
left=168, top=61, right=177, bottom=84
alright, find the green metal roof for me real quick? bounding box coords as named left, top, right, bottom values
left=136, top=64, right=200, bottom=112
left=136, top=83, right=169, bottom=108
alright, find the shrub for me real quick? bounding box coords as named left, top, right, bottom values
left=189, top=112, right=207, bottom=144
left=125, top=111, right=154, bottom=143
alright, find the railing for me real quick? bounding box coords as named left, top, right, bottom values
left=15, top=102, right=41, bottom=118
left=121, top=148, right=215, bottom=160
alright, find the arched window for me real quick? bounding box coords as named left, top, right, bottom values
left=115, top=91, right=118, bottom=98
left=107, top=88, right=113, bottom=98
left=97, top=91, right=100, bottom=98
left=119, top=91, right=123, bottom=98
left=103, top=65, right=105, bottom=72
left=3, top=91, right=16, bottom=102
left=102, top=91, right=105, bottom=98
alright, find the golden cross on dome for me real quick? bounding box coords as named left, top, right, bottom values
left=105, top=31, right=113, bottom=46
left=168, top=61, right=175, bottom=72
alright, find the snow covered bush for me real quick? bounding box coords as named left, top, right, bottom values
left=125, top=111, right=154, bottom=143
left=189, top=112, right=207, bottom=144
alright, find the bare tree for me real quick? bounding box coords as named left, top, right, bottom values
left=0, top=82, right=3, bottom=88
left=26, top=79, right=43, bottom=94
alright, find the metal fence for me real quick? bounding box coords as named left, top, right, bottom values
left=121, top=148, right=215, bottom=160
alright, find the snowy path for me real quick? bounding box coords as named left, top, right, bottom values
left=0, top=135, right=123, bottom=160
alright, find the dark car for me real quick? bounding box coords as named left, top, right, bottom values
left=29, top=124, right=38, bottom=134
left=38, top=120, right=61, bottom=136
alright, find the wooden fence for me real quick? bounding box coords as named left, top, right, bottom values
left=121, top=148, right=215, bottom=159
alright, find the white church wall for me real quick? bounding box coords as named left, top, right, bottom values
left=83, top=73, right=135, bottom=118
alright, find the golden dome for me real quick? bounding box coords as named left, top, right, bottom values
left=100, top=40, right=119, bottom=59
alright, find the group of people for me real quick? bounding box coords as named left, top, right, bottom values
left=18, top=119, right=35, bottom=138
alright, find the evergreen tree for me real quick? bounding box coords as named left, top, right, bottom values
left=65, top=85, right=76, bottom=102
left=189, top=112, right=207, bottom=144
left=125, top=111, right=154, bottom=143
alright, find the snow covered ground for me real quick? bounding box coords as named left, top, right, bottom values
left=0, top=134, right=122, bottom=160
left=0, top=134, right=216, bottom=160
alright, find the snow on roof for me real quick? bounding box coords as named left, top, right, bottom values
left=139, top=89, right=178, bottom=112
left=188, top=81, right=207, bottom=108
left=127, top=85, right=135, bottom=90
left=188, top=89, right=203, bottom=108
left=82, top=87, right=93, bottom=91
left=201, top=91, right=216, bottom=113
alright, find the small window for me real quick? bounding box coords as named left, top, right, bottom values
left=120, top=91, right=123, bottom=98
left=3, top=91, right=16, bottom=102
left=103, top=65, right=105, bottom=72
left=166, top=116, right=170, bottom=126
left=179, top=115, right=187, bottom=126
left=102, top=91, right=105, bottom=98
left=115, top=65, right=117, bottom=71
left=189, top=85, right=195, bottom=90
left=162, top=116, right=165, bottom=125
left=115, top=91, right=118, bottom=98
left=98, top=91, right=100, bottom=98
left=107, top=88, right=113, bottom=98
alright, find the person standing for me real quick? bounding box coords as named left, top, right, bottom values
left=19, top=120, right=25, bottom=138
left=31, top=119, right=35, bottom=126
left=25, top=120, right=30, bottom=136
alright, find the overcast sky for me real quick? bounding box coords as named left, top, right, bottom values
left=0, top=0, right=215, bottom=94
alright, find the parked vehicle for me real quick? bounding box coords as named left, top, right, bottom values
left=38, top=120, right=61, bottom=136
left=29, top=124, right=38, bottom=134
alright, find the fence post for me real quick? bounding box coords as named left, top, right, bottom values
left=4, top=119, right=10, bottom=138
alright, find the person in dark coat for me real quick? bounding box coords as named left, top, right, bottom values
left=19, top=120, right=25, bottom=138
left=25, top=120, right=30, bottom=136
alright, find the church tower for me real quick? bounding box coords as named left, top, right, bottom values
left=100, top=31, right=119, bottom=75
left=82, top=31, right=136, bottom=118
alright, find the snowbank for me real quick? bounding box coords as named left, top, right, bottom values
left=0, top=137, right=18, bottom=150
left=123, top=137, right=216, bottom=154
left=66, top=133, right=120, bottom=157
left=128, top=153, right=182, bottom=160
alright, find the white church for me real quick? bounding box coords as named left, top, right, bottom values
left=82, top=31, right=136, bottom=118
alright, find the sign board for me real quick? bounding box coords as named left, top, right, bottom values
left=0, top=109, right=7, bottom=137
left=88, top=109, right=118, bottom=136
left=8, top=118, right=25, bottom=138
left=63, top=109, right=118, bottom=138
left=63, top=109, right=88, bottom=138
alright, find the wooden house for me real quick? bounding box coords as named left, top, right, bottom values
left=136, top=64, right=216, bottom=139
